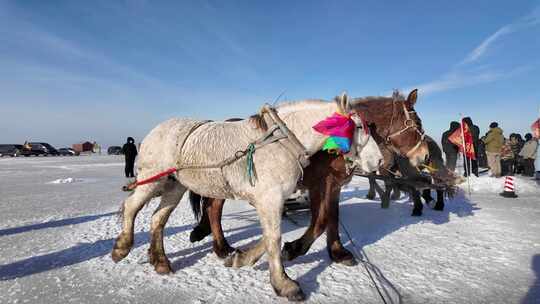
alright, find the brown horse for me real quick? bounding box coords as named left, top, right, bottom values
left=190, top=151, right=357, bottom=264
left=189, top=89, right=430, bottom=264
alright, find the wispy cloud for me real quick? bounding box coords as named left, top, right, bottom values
left=409, top=66, right=532, bottom=95
left=406, top=6, right=540, bottom=96
left=462, top=7, right=540, bottom=64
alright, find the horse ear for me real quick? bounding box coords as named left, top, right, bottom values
left=406, top=89, right=418, bottom=107
left=338, top=91, right=350, bottom=113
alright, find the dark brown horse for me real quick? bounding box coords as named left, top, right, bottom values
left=353, top=90, right=453, bottom=216
left=365, top=134, right=459, bottom=216
left=189, top=90, right=431, bottom=265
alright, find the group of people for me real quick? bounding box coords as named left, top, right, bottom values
left=441, top=118, right=538, bottom=178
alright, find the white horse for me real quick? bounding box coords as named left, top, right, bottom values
left=111, top=94, right=381, bottom=301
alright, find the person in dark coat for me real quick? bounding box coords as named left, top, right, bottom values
left=508, top=134, right=520, bottom=174
left=441, top=121, right=460, bottom=171
left=477, top=140, right=488, bottom=168
left=520, top=133, right=538, bottom=177
left=462, top=117, right=480, bottom=177
left=511, top=134, right=525, bottom=174
left=122, top=137, right=138, bottom=178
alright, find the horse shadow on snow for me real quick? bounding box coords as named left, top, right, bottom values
left=279, top=186, right=478, bottom=298
left=0, top=187, right=478, bottom=300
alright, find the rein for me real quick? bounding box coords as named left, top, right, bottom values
left=385, top=99, right=425, bottom=158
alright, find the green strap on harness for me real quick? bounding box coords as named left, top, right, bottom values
left=246, top=143, right=256, bottom=186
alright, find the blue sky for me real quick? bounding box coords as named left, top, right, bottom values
left=1, top=0, right=539, bottom=147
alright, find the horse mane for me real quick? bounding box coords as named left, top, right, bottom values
left=249, top=114, right=268, bottom=131
left=248, top=99, right=331, bottom=132
left=351, top=91, right=421, bottom=134
left=351, top=95, right=397, bottom=136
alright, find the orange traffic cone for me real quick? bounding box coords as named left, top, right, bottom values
left=499, top=176, right=518, bottom=198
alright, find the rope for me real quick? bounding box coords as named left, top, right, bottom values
left=339, top=220, right=395, bottom=304
left=122, top=168, right=178, bottom=191
left=246, top=143, right=256, bottom=186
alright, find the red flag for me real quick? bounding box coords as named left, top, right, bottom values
left=532, top=118, right=540, bottom=139
left=448, top=120, right=476, bottom=159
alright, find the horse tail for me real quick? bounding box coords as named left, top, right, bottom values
left=189, top=191, right=203, bottom=221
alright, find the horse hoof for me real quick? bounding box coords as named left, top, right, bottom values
left=281, top=242, right=294, bottom=261
left=274, top=280, right=305, bottom=302
left=154, top=260, right=173, bottom=274
left=329, top=248, right=357, bottom=266
left=411, top=210, right=422, bottom=216
left=337, top=256, right=358, bottom=266
left=287, top=289, right=306, bottom=302
left=433, top=202, right=444, bottom=211
left=365, top=194, right=375, bottom=200
left=223, top=256, right=234, bottom=268
left=215, top=245, right=236, bottom=259
left=111, top=248, right=130, bottom=263
left=189, top=226, right=210, bottom=243
left=282, top=242, right=303, bottom=261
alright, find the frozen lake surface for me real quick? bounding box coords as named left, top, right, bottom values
left=0, top=155, right=539, bottom=303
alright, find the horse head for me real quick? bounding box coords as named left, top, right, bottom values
left=335, top=92, right=383, bottom=173
left=387, top=89, right=429, bottom=166
left=350, top=89, right=429, bottom=167
left=348, top=112, right=383, bottom=173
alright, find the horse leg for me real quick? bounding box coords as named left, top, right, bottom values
left=112, top=184, right=156, bottom=262
left=258, top=196, right=305, bottom=301
left=421, top=189, right=434, bottom=204
left=189, top=196, right=212, bottom=243
left=366, top=174, right=377, bottom=200
left=410, top=189, right=423, bottom=216
left=380, top=180, right=392, bottom=208
left=433, top=190, right=445, bottom=211
left=390, top=184, right=401, bottom=200
left=372, top=179, right=385, bottom=201
left=326, top=185, right=357, bottom=266
left=148, top=181, right=186, bottom=274
left=224, top=238, right=266, bottom=268
left=189, top=197, right=234, bottom=258
left=208, top=198, right=235, bottom=258
left=282, top=188, right=325, bottom=261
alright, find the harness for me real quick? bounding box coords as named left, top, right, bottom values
left=123, top=104, right=310, bottom=191
left=385, top=99, right=426, bottom=159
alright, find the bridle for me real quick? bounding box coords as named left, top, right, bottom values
left=385, top=98, right=425, bottom=158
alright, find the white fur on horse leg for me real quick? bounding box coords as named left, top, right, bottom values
left=149, top=183, right=186, bottom=273
left=224, top=239, right=266, bottom=268
left=112, top=185, right=156, bottom=262
left=257, top=196, right=304, bottom=301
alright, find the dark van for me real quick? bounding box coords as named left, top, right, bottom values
left=28, top=142, right=59, bottom=156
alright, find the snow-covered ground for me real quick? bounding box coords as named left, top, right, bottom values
left=0, top=155, right=539, bottom=304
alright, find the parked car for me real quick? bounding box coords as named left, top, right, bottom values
left=58, top=148, right=79, bottom=156
left=0, top=144, right=24, bottom=157
left=28, top=142, right=59, bottom=156
left=107, top=146, right=123, bottom=155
